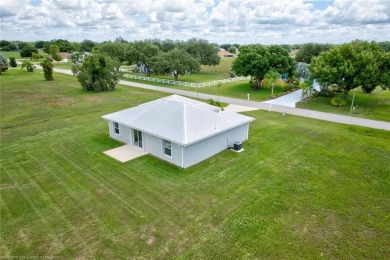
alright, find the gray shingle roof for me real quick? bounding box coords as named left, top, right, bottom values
left=102, top=95, right=255, bottom=146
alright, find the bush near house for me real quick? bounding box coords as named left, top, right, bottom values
left=9, top=57, right=17, bottom=67
left=330, top=97, right=347, bottom=107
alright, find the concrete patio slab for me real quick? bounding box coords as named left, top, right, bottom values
left=104, top=145, right=148, bottom=163
left=224, top=104, right=259, bottom=113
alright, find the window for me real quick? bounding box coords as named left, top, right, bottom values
left=113, top=122, right=119, bottom=135
left=163, top=140, right=172, bottom=158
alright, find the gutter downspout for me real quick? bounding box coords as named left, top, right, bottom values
left=181, top=145, right=184, bottom=168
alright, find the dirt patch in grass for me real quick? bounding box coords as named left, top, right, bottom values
left=27, top=94, right=75, bottom=107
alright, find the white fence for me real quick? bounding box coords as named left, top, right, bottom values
left=123, top=74, right=250, bottom=88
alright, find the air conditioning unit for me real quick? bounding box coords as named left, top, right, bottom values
left=233, top=141, right=242, bottom=151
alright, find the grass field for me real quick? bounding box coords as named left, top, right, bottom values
left=201, top=58, right=235, bottom=73
left=1, top=69, right=389, bottom=258
left=0, top=51, right=48, bottom=60
left=122, top=58, right=235, bottom=83
left=0, top=51, right=22, bottom=59
left=125, top=71, right=231, bottom=83
left=52, top=62, right=73, bottom=70
left=297, top=88, right=390, bottom=122
left=120, top=77, right=285, bottom=102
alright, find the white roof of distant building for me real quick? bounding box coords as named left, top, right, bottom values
left=102, top=95, right=255, bottom=146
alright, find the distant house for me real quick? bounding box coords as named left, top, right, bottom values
left=218, top=49, right=236, bottom=58
left=102, top=95, right=254, bottom=168
left=59, top=52, right=71, bottom=61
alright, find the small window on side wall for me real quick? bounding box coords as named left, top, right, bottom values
left=114, top=122, right=119, bottom=135
left=163, top=140, right=172, bottom=158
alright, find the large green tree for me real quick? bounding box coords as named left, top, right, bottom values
left=311, top=41, right=390, bottom=99
left=72, top=54, right=119, bottom=92
left=151, top=48, right=200, bottom=81
left=126, top=40, right=159, bottom=75
left=34, top=40, right=47, bottom=49
left=43, top=39, right=73, bottom=53
left=19, top=44, right=38, bottom=58
left=49, top=44, right=62, bottom=63
left=378, top=41, right=390, bottom=52
left=80, top=39, right=97, bottom=52
left=295, top=43, right=333, bottom=63
left=97, top=41, right=129, bottom=72
left=182, top=38, right=220, bottom=66
left=232, top=45, right=295, bottom=88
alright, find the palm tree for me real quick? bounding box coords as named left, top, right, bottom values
left=261, top=70, right=280, bottom=96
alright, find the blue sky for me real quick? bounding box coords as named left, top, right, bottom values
left=305, top=0, right=334, bottom=10
left=0, top=0, right=389, bottom=44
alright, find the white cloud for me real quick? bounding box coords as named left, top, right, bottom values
left=0, top=0, right=388, bottom=44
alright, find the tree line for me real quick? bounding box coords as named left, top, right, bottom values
left=70, top=38, right=221, bottom=91
left=1, top=38, right=389, bottom=97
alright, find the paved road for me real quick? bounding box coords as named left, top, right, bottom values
left=53, top=68, right=390, bottom=131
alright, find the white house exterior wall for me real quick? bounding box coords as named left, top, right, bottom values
left=142, top=133, right=183, bottom=167
left=106, top=120, right=250, bottom=169
left=107, top=120, right=183, bottom=167
left=108, top=121, right=131, bottom=143
left=183, top=123, right=249, bottom=168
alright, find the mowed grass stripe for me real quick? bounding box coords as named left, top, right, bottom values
left=53, top=142, right=146, bottom=217
left=55, top=139, right=187, bottom=217
left=17, top=153, right=89, bottom=252
left=26, top=150, right=107, bottom=232
left=2, top=168, right=66, bottom=254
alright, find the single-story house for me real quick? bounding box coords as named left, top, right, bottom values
left=59, top=52, right=71, bottom=61
left=102, top=95, right=255, bottom=168
left=217, top=49, right=236, bottom=58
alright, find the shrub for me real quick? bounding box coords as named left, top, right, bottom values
left=283, top=84, right=295, bottom=92
left=40, top=58, right=54, bottom=81
left=21, top=61, right=34, bottom=72
left=32, top=52, right=43, bottom=61
left=9, top=57, right=17, bottom=67
left=0, top=54, right=8, bottom=74
left=330, top=97, right=347, bottom=107
left=207, top=99, right=221, bottom=107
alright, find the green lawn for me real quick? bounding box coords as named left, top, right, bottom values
left=1, top=70, right=389, bottom=258
left=122, top=57, right=234, bottom=83
left=124, top=71, right=230, bottom=83
left=120, top=77, right=285, bottom=102
left=297, top=88, right=390, bottom=122
left=201, top=58, right=235, bottom=73
left=200, top=81, right=285, bottom=101
left=0, top=51, right=22, bottom=59
left=52, top=62, right=73, bottom=70
left=0, top=51, right=48, bottom=61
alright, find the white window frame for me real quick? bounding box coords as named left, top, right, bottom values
left=113, top=122, right=120, bottom=135
left=163, top=140, right=172, bottom=158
